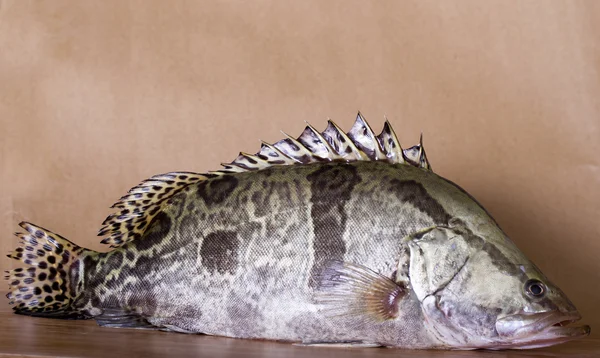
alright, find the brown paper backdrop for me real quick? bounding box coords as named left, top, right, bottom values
left=1, top=0, right=599, bottom=336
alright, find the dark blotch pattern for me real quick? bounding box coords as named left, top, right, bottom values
left=135, top=212, right=173, bottom=252
left=390, top=179, right=451, bottom=225
left=306, top=163, right=361, bottom=288
left=200, top=230, right=240, bottom=275
left=196, top=175, right=239, bottom=206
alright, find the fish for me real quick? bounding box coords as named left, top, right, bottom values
left=5, top=113, right=590, bottom=350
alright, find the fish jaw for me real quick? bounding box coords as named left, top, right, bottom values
left=492, top=311, right=591, bottom=349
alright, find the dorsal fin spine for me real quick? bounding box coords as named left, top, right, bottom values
left=418, top=133, right=431, bottom=170
left=322, top=119, right=364, bottom=160
left=378, top=120, right=407, bottom=164
left=259, top=140, right=299, bottom=164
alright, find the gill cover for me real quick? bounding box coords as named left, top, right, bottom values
left=406, top=225, right=482, bottom=302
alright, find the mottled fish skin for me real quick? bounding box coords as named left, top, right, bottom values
left=6, top=116, right=589, bottom=349
left=62, top=160, right=537, bottom=348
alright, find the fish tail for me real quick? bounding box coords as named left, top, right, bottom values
left=5, top=222, right=92, bottom=319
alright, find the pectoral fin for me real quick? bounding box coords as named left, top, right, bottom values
left=316, top=261, right=406, bottom=322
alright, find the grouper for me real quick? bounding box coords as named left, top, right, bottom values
left=6, top=114, right=591, bottom=349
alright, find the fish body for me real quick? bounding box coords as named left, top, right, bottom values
left=6, top=114, right=590, bottom=349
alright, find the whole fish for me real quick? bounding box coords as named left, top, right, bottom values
left=6, top=114, right=590, bottom=349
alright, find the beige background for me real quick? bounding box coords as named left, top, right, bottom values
left=1, top=0, right=598, bottom=337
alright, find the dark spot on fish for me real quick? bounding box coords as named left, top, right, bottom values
left=61, top=252, right=70, bottom=265
left=284, top=139, right=300, bottom=151
left=200, top=230, right=239, bottom=275
left=196, top=175, right=238, bottom=206
left=135, top=212, right=172, bottom=252
left=48, top=269, right=57, bottom=281
left=23, top=278, right=34, bottom=284
left=389, top=180, right=451, bottom=225
left=125, top=251, right=135, bottom=261
left=47, top=255, right=56, bottom=264
left=38, top=272, right=47, bottom=281
left=307, top=163, right=361, bottom=288
left=297, top=154, right=312, bottom=163
left=44, top=296, right=53, bottom=303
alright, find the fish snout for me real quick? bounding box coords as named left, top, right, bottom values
left=495, top=311, right=588, bottom=340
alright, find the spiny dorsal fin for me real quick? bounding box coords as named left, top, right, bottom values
left=221, top=112, right=432, bottom=171
left=99, top=113, right=432, bottom=248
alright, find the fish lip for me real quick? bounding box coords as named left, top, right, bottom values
left=494, top=311, right=590, bottom=348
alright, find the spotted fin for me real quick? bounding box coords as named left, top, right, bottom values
left=316, top=261, right=407, bottom=323
left=98, top=172, right=210, bottom=247
left=6, top=222, right=89, bottom=318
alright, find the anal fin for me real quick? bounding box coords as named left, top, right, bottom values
left=95, top=308, right=159, bottom=330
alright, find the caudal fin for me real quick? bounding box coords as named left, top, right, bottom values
left=5, top=222, right=90, bottom=318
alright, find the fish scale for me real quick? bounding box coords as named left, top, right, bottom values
left=5, top=113, right=590, bottom=349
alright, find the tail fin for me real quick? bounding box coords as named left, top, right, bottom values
left=5, top=222, right=91, bottom=319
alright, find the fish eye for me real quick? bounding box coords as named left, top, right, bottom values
left=525, top=279, right=546, bottom=298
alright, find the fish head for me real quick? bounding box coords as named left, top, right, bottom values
left=405, top=224, right=590, bottom=349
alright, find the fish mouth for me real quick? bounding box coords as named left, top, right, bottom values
left=494, top=311, right=591, bottom=349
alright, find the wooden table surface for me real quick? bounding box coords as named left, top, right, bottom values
left=0, top=303, right=597, bottom=358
